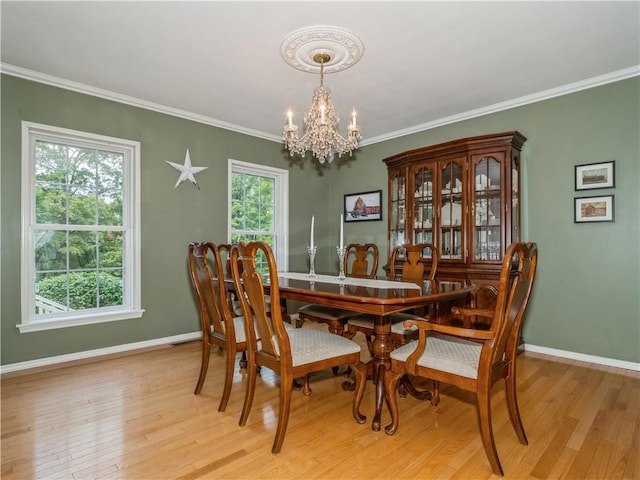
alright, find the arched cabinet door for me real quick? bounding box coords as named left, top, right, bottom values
left=437, top=157, right=466, bottom=262
left=410, top=164, right=436, bottom=246
left=511, top=155, right=521, bottom=245
left=388, top=168, right=406, bottom=249
left=470, top=153, right=504, bottom=263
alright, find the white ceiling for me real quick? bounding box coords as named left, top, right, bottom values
left=2, top=1, right=639, bottom=145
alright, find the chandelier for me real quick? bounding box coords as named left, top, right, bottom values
left=283, top=53, right=360, bottom=164
left=280, top=26, right=364, bottom=165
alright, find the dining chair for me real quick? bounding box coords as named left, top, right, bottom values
left=345, top=243, right=438, bottom=354
left=344, top=242, right=379, bottom=279
left=230, top=241, right=367, bottom=454
left=187, top=242, right=252, bottom=411
left=381, top=242, right=538, bottom=476
left=297, top=243, right=379, bottom=337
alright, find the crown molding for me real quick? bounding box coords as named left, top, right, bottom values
left=0, top=63, right=282, bottom=143
left=361, top=65, right=640, bottom=146
left=2, top=63, right=638, bottom=147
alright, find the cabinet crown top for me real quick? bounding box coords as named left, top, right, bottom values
left=383, top=131, right=526, bottom=167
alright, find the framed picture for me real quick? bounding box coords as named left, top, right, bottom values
left=575, top=161, right=615, bottom=190
left=574, top=195, right=615, bottom=223
left=344, top=190, right=382, bottom=222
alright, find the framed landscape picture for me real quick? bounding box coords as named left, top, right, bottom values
left=575, top=161, right=615, bottom=190
left=574, top=195, right=615, bottom=223
left=344, top=190, right=382, bottom=222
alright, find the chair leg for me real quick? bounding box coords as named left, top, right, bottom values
left=431, top=380, right=440, bottom=406
left=218, top=346, right=235, bottom=412
left=383, top=370, right=404, bottom=435
left=351, top=361, right=367, bottom=424
left=327, top=320, right=344, bottom=336
left=239, top=359, right=258, bottom=426
left=272, top=374, right=294, bottom=454
left=194, top=342, right=210, bottom=395
left=239, top=351, right=247, bottom=369
left=505, top=371, right=528, bottom=445
left=329, top=321, right=347, bottom=375
left=302, top=374, right=312, bottom=396
left=398, top=375, right=433, bottom=402
left=477, top=388, right=504, bottom=476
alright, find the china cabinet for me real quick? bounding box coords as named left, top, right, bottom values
left=384, top=131, right=526, bottom=288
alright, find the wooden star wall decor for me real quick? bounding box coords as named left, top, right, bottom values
left=166, top=149, right=208, bottom=189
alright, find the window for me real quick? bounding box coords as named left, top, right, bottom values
left=20, top=122, right=143, bottom=332
left=228, top=160, right=288, bottom=272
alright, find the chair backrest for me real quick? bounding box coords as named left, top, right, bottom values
left=218, top=243, right=233, bottom=278
left=389, top=243, right=438, bottom=284
left=344, top=243, right=379, bottom=278
left=188, top=242, right=234, bottom=339
left=481, top=242, right=538, bottom=374
left=230, top=242, right=291, bottom=367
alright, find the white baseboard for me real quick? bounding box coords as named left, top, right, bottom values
left=0, top=331, right=202, bottom=374
left=2, top=334, right=638, bottom=374
left=524, top=344, right=639, bottom=372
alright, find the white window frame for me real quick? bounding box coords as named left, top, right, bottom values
left=19, top=122, right=144, bottom=332
left=228, top=159, right=289, bottom=271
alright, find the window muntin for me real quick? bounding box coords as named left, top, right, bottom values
left=21, top=122, right=143, bottom=332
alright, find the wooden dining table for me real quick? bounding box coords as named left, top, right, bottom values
left=275, top=273, right=475, bottom=431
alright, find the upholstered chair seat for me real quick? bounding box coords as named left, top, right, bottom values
left=390, top=334, right=482, bottom=378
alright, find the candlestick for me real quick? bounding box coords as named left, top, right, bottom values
left=287, top=110, right=293, bottom=129
left=310, top=215, right=314, bottom=250
left=336, top=245, right=346, bottom=280
left=339, top=214, right=344, bottom=250
left=307, top=245, right=317, bottom=278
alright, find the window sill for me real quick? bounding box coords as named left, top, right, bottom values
left=17, top=309, right=145, bottom=333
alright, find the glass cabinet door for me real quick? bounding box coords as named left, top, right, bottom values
left=411, top=165, right=435, bottom=245
left=472, top=154, right=504, bottom=261
left=438, top=159, right=464, bottom=260
left=511, top=156, right=520, bottom=242
left=389, top=170, right=406, bottom=248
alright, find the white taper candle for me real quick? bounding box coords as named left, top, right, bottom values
left=310, top=215, right=315, bottom=249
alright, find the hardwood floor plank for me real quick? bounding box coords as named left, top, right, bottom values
left=530, top=416, right=579, bottom=479
left=2, top=328, right=638, bottom=480
left=623, top=410, right=640, bottom=480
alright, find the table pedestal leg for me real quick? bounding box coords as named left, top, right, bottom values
left=371, top=317, right=393, bottom=431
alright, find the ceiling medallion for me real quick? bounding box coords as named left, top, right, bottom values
left=280, top=25, right=364, bottom=74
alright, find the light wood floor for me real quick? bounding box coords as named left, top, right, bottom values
left=2, top=325, right=639, bottom=480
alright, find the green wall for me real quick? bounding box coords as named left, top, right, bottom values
left=2, top=75, right=639, bottom=365
left=0, top=75, right=329, bottom=364
left=329, top=78, right=640, bottom=363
